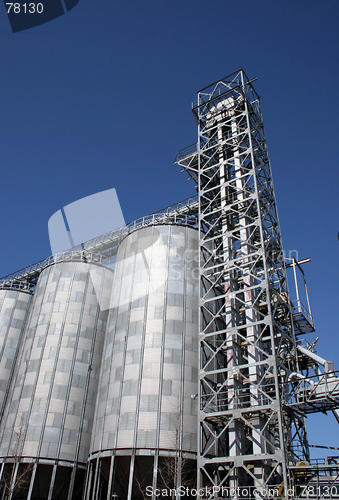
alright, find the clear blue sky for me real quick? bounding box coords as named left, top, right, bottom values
left=1, top=0, right=338, bottom=459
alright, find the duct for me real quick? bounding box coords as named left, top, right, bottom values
left=297, top=345, right=335, bottom=375
left=288, top=372, right=314, bottom=385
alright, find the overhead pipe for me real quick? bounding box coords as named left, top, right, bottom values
left=297, top=345, right=334, bottom=375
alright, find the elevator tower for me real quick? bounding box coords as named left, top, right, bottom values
left=177, top=69, right=308, bottom=496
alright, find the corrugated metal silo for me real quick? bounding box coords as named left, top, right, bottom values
left=87, top=225, right=199, bottom=500
left=0, top=290, right=32, bottom=417
left=0, top=261, right=111, bottom=500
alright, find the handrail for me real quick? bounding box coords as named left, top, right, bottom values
left=293, top=299, right=314, bottom=328
left=285, top=370, right=339, bottom=412
left=0, top=197, right=199, bottom=290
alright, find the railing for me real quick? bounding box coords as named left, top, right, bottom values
left=201, top=383, right=276, bottom=413
left=293, top=298, right=315, bottom=330
left=175, top=143, right=197, bottom=162
left=285, top=371, right=339, bottom=413
left=0, top=197, right=199, bottom=290
left=199, top=370, right=339, bottom=416
left=288, top=461, right=339, bottom=500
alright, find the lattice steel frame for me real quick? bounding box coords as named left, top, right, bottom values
left=177, top=70, right=308, bottom=497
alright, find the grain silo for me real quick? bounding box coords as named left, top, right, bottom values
left=0, top=261, right=111, bottom=500
left=0, top=290, right=32, bottom=418
left=85, top=225, right=199, bottom=500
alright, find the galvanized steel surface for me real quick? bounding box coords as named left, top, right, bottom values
left=0, top=262, right=110, bottom=465
left=0, top=290, right=32, bottom=417
left=91, top=225, right=199, bottom=457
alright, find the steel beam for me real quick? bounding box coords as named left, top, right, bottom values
left=177, top=70, right=308, bottom=498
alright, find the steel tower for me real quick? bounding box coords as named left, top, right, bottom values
left=177, top=70, right=308, bottom=497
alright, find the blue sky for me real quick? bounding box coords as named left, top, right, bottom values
left=1, top=0, right=338, bottom=458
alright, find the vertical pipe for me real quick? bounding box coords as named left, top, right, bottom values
left=0, top=463, right=5, bottom=484
left=152, top=455, right=158, bottom=500
left=8, top=462, right=19, bottom=500
left=26, top=463, right=38, bottom=500
left=293, top=258, right=300, bottom=307
left=84, top=462, right=93, bottom=500
left=106, top=455, right=115, bottom=500
left=47, top=464, right=58, bottom=500
left=91, top=458, right=100, bottom=500
left=67, top=466, right=77, bottom=500
left=127, top=454, right=135, bottom=500
left=303, top=273, right=313, bottom=323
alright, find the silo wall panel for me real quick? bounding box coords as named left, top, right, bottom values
left=91, top=225, right=199, bottom=457
left=0, top=261, right=111, bottom=466
left=0, top=289, right=32, bottom=414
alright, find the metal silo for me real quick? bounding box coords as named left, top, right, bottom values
left=86, top=224, right=199, bottom=500
left=0, top=289, right=32, bottom=417
left=0, top=261, right=111, bottom=500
